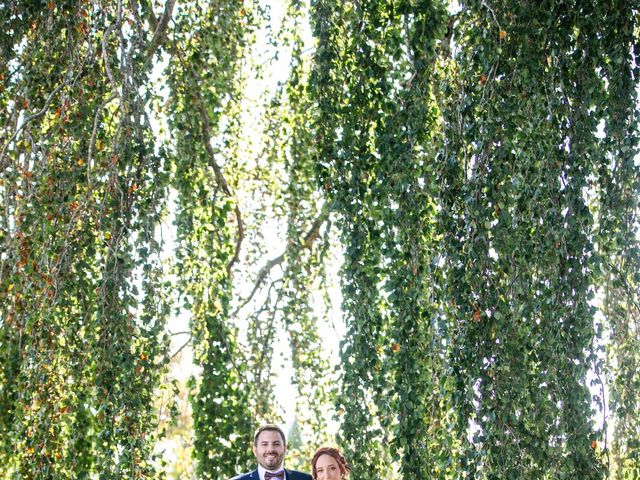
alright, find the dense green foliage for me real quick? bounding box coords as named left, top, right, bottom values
left=312, top=0, right=640, bottom=478
left=0, top=0, right=638, bottom=479
left=0, top=1, right=171, bottom=477
left=440, top=2, right=606, bottom=477
left=165, top=1, right=256, bottom=477
left=311, top=1, right=453, bottom=477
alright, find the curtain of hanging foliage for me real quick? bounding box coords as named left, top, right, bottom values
left=0, top=1, right=171, bottom=478
left=312, top=0, right=639, bottom=479
left=440, top=1, right=606, bottom=477
left=164, top=1, right=255, bottom=478
left=596, top=2, right=640, bottom=478
left=0, top=1, right=639, bottom=479
left=275, top=0, right=335, bottom=461
left=311, top=1, right=455, bottom=478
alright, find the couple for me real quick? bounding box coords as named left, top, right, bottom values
left=232, top=424, right=350, bottom=480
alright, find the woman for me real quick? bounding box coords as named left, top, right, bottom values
left=311, top=447, right=350, bottom=480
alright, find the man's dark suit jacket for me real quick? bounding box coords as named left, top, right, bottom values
left=231, top=469, right=313, bottom=480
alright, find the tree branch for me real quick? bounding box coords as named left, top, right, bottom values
left=194, top=96, right=245, bottom=276
left=170, top=41, right=245, bottom=277
left=0, top=48, right=92, bottom=167
left=237, top=252, right=286, bottom=314
left=0, top=81, right=67, bottom=166
left=141, top=0, right=159, bottom=32
left=87, top=94, right=116, bottom=177
left=102, top=0, right=123, bottom=95
left=171, top=333, right=193, bottom=359
left=146, top=0, right=177, bottom=59
left=302, top=209, right=327, bottom=248
left=233, top=208, right=329, bottom=315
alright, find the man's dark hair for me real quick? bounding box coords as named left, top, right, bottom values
left=253, top=424, right=286, bottom=447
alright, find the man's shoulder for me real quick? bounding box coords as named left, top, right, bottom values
left=286, top=470, right=313, bottom=480
left=229, top=470, right=258, bottom=480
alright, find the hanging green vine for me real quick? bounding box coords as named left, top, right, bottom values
left=279, top=0, right=334, bottom=460
left=311, top=1, right=393, bottom=477
left=375, top=3, right=452, bottom=477
left=313, top=0, right=640, bottom=478
left=595, top=2, right=640, bottom=478
left=311, top=0, right=451, bottom=477
left=165, top=1, right=257, bottom=478
left=438, top=0, right=633, bottom=477
left=0, top=1, right=171, bottom=478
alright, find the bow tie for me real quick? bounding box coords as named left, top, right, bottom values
left=265, top=471, right=285, bottom=480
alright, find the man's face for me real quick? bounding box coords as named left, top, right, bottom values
left=253, top=429, right=286, bottom=471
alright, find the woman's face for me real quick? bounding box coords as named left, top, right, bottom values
left=315, top=454, right=343, bottom=480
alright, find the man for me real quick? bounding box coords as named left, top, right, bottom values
left=231, top=424, right=312, bottom=480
